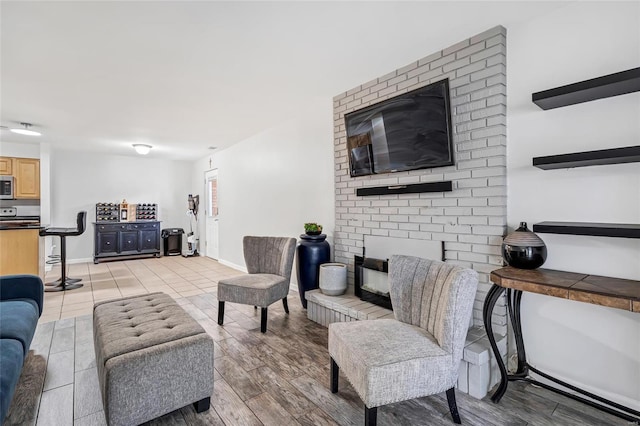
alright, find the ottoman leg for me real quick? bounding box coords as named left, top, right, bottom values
left=218, top=301, right=225, bottom=325
left=193, top=397, right=211, bottom=413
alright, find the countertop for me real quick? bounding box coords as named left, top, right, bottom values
left=0, top=224, right=45, bottom=230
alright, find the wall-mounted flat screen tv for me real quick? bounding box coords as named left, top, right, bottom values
left=345, top=78, right=454, bottom=177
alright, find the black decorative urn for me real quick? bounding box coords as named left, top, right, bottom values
left=296, top=234, right=330, bottom=308
left=502, top=222, right=547, bottom=269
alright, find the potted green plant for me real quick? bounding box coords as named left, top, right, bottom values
left=304, top=223, right=323, bottom=236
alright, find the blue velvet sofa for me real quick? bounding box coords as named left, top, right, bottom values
left=0, top=275, right=44, bottom=424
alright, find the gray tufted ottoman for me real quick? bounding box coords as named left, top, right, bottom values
left=93, top=292, right=214, bottom=426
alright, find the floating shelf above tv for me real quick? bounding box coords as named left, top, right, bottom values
left=532, top=67, right=640, bottom=110
left=532, top=145, right=640, bottom=170
left=356, top=181, right=452, bottom=196
left=533, top=221, right=640, bottom=239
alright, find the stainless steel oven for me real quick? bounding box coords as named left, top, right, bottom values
left=0, top=176, right=15, bottom=199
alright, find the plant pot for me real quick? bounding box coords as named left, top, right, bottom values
left=319, top=263, right=348, bottom=296
left=305, top=230, right=322, bottom=236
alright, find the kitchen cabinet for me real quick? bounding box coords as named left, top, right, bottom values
left=13, top=158, right=40, bottom=199
left=93, top=221, right=160, bottom=263
left=0, top=228, right=43, bottom=277
left=0, top=157, right=40, bottom=199
left=0, top=157, right=12, bottom=175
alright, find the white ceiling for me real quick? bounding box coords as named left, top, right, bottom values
left=0, top=1, right=566, bottom=161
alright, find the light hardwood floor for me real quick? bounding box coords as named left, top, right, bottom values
left=6, top=256, right=632, bottom=425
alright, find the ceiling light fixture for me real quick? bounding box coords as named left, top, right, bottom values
left=10, top=122, right=41, bottom=136
left=132, top=144, right=152, bottom=155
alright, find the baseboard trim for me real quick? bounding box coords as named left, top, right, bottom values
left=67, top=257, right=94, bottom=265
left=218, top=259, right=248, bottom=273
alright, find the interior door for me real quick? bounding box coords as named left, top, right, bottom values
left=205, top=169, right=219, bottom=260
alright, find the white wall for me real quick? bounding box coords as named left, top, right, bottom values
left=50, top=150, right=192, bottom=262
left=192, top=98, right=335, bottom=273
left=0, top=140, right=41, bottom=158
left=507, top=2, right=640, bottom=409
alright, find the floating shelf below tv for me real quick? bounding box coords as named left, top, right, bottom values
left=356, top=181, right=453, bottom=196
left=533, top=222, right=640, bottom=239
left=532, top=146, right=640, bottom=170
left=532, top=67, right=640, bottom=110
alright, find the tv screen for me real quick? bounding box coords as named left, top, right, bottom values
left=345, top=78, right=454, bottom=177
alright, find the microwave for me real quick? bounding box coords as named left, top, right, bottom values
left=0, top=176, right=15, bottom=199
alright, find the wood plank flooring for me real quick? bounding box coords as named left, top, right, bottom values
left=5, top=257, right=634, bottom=426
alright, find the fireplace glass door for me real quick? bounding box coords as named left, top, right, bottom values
left=354, top=255, right=392, bottom=310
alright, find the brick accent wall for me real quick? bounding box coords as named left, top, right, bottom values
left=333, top=26, right=507, bottom=330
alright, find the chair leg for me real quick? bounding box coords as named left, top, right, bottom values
left=218, top=301, right=225, bottom=325
left=282, top=297, right=289, bottom=314
left=365, top=406, right=377, bottom=426
left=330, top=357, right=339, bottom=393
left=260, top=307, right=267, bottom=333
left=446, top=387, right=462, bottom=424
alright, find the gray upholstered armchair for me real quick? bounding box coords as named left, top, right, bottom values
left=328, top=255, right=479, bottom=425
left=217, top=236, right=296, bottom=333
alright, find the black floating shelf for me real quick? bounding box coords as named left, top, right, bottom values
left=356, top=181, right=452, bottom=196
left=532, top=67, right=640, bottom=110
left=533, top=221, right=640, bottom=239
left=533, top=145, right=640, bottom=170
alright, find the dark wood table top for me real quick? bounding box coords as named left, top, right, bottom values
left=490, top=267, right=640, bottom=313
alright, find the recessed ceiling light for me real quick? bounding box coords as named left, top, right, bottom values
left=132, top=144, right=152, bottom=155
left=10, top=122, right=41, bottom=136
left=208, top=146, right=217, bottom=150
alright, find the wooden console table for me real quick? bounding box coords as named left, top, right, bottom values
left=483, top=266, right=640, bottom=422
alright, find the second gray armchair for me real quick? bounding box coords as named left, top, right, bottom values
left=328, top=255, right=479, bottom=425
left=217, top=236, right=296, bottom=333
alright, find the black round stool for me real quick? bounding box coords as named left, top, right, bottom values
left=39, top=211, right=87, bottom=292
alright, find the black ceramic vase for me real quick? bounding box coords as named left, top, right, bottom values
left=296, top=234, right=330, bottom=308
left=502, top=222, right=547, bottom=269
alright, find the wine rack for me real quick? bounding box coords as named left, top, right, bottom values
left=136, top=203, right=158, bottom=221
left=95, top=203, right=119, bottom=222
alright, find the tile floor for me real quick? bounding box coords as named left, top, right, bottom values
left=40, top=256, right=243, bottom=323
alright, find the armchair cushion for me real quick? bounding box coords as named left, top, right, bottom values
left=217, top=274, right=288, bottom=307
left=0, top=299, right=39, bottom=356
left=329, top=319, right=452, bottom=408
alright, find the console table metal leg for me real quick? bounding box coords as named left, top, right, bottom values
left=482, top=283, right=508, bottom=403
left=507, top=289, right=528, bottom=375
left=492, top=287, right=640, bottom=422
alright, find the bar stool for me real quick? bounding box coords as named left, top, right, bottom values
left=45, top=244, right=82, bottom=287
left=39, top=211, right=87, bottom=292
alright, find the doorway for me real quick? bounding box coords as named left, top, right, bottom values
left=205, top=169, right=219, bottom=260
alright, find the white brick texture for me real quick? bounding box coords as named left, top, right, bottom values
left=332, top=26, right=507, bottom=329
